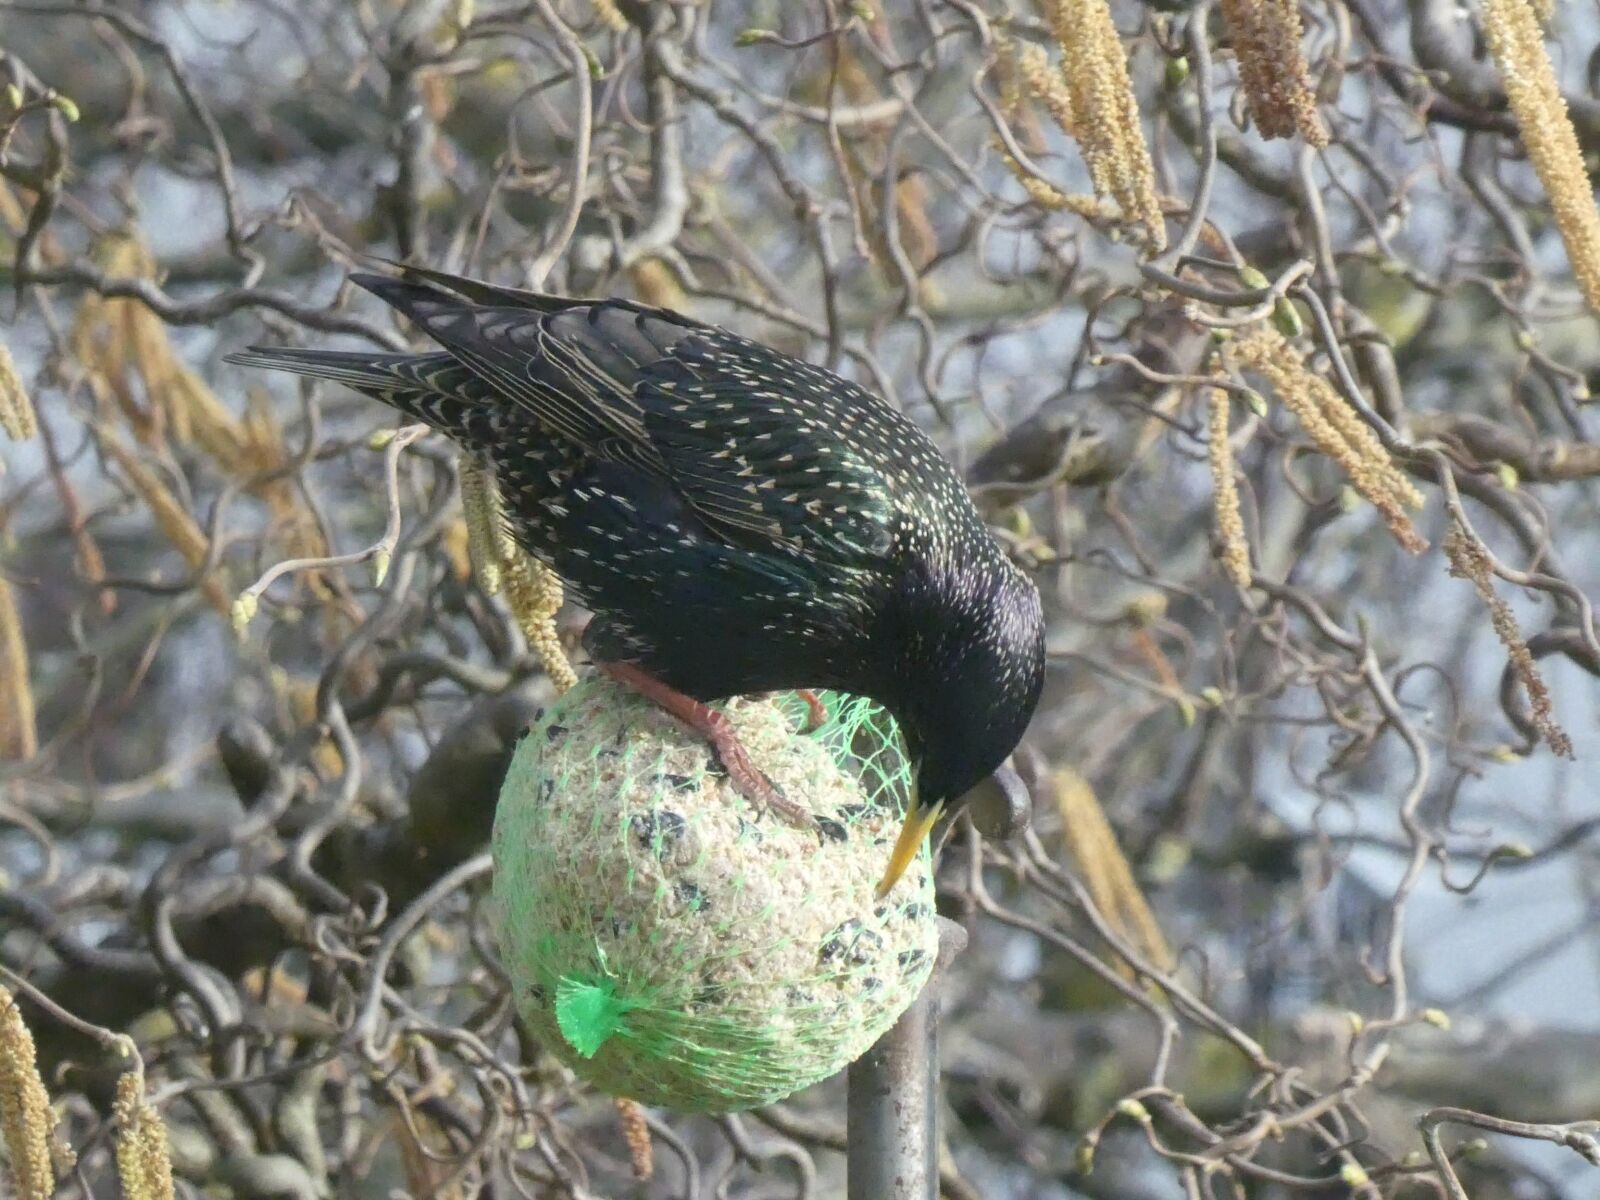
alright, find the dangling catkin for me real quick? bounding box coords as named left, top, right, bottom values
left=113, top=1071, right=176, bottom=1200
left=0, top=578, right=36, bottom=761
left=998, top=36, right=1078, bottom=136
left=615, top=1098, right=654, bottom=1181
left=1052, top=767, right=1173, bottom=976
left=628, top=258, right=688, bottom=312
left=1229, top=326, right=1425, bottom=553
left=1033, top=0, right=1167, bottom=248
left=1218, top=0, right=1329, bottom=145
left=459, top=459, right=510, bottom=596
left=504, top=552, right=577, bottom=694
left=0, top=985, right=56, bottom=1200
left=0, top=344, right=36, bottom=442
left=101, top=432, right=233, bottom=614
left=1480, top=0, right=1600, bottom=312
left=1207, top=387, right=1253, bottom=588
left=1444, top=527, right=1573, bottom=757
left=590, top=0, right=629, bottom=32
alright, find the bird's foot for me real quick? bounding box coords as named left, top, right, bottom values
left=598, top=661, right=815, bottom=829
left=794, top=689, right=828, bottom=733
left=702, top=715, right=814, bottom=827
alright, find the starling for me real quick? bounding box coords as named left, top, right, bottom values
left=228, top=266, right=1045, bottom=896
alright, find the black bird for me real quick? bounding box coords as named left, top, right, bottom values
left=228, top=266, right=1045, bottom=897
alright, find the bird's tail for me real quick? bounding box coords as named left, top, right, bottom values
left=224, top=346, right=490, bottom=438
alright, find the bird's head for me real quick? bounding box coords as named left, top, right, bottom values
left=875, top=558, right=1045, bottom=897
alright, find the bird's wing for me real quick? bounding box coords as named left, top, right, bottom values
left=392, top=262, right=582, bottom=312
left=222, top=346, right=504, bottom=434
left=634, top=327, right=902, bottom=565
left=351, top=273, right=684, bottom=459
left=223, top=347, right=470, bottom=396
left=350, top=271, right=904, bottom=566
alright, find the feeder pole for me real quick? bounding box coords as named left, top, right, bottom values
left=847, top=919, right=966, bottom=1200
left=847, top=768, right=1023, bottom=1198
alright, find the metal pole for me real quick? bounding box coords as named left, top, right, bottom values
left=847, top=919, right=966, bottom=1200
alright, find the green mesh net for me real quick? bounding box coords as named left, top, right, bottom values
left=490, top=675, right=936, bottom=1113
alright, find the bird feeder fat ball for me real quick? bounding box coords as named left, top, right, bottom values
left=491, top=676, right=938, bottom=1112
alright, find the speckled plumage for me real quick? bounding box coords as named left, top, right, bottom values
left=227, top=266, right=1045, bottom=822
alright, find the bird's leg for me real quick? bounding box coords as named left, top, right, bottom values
left=795, top=689, right=828, bottom=733
left=598, top=661, right=815, bottom=828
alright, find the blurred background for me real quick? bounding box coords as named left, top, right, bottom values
left=3, top=0, right=1600, bottom=1196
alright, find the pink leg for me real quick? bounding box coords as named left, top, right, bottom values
left=599, top=662, right=813, bottom=827
left=795, top=689, right=828, bottom=733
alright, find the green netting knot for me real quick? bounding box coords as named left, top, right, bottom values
left=555, top=976, right=630, bottom=1058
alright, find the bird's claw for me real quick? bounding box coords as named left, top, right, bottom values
left=595, top=660, right=816, bottom=829
left=708, top=721, right=814, bottom=829
left=794, top=689, right=828, bottom=734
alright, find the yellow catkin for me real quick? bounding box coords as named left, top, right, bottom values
left=0, top=578, right=36, bottom=761
left=1001, top=37, right=1078, bottom=136
left=1444, top=528, right=1573, bottom=757
left=72, top=237, right=149, bottom=439
left=891, top=172, right=940, bottom=272
left=993, top=38, right=1048, bottom=152
left=458, top=459, right=508, bottom=596
left=1053, top=768, right=1173, bottom=975
left=615, top=1098, right=654, bottom=1181
left=1002, top=153, right=1121, bottom=222
left=829, top=48, right=938, bottom=273
left=1218, top=0, right=1329, bottom=146
left=281, top=676, right=345, bottom=778
left=590, top=0, right=629, bottom=32
left=75, top=235, right=327, bottom=600
left=101, top=433, right=232, bottom=614
left=446, top=0, right=473, bottom=41
left=628, top=258, right=687, bottom=312
left=0, top=985, right=57, bottom=1200
left=442, top=517, right=474, bottom=582
left=994, top=36, right=1027, bottom=117
left=1308, top=376, right=1422, bottom=508
left=113, top=1072, right=176, bottom=1200
left=74, top=233, right=268, bottom=469
left=123, top=293, right=190, bottom=446
left=0, top=182, right=27, bottom=235
left=1230, top=326, right=1426, bottom=553
left=172, top=365, right=256, bottom=475
left=504, top=553, right=577, bottom=694
left=0, top=343, right=37, bottom=441
left=1207, top=387, right=1252, bottom=588
left=75, top=239, right=329, bottom=606
left=460, top=456, right=577, bottom=692
left=1481, top=0, right=1600, bottom=311
left=394, top=1108, right=439, bottom=1200
left=1037, top=0, right=1167, bottom=249
left=243, top=394, right=332, bottom=586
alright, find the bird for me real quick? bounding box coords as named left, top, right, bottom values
left=227, top=265, right=1045, bottom=897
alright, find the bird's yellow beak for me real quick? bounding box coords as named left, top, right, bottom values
left=874, top=798, right=944, bottom=899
